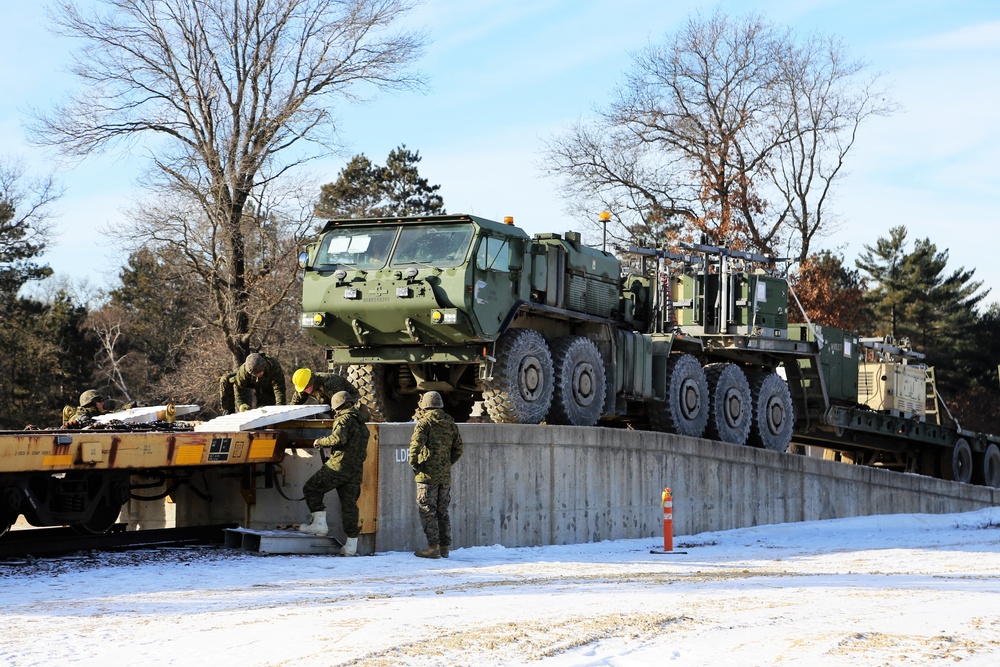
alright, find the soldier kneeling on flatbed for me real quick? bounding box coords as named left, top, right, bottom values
left=64, top=390, right=107, bottom=428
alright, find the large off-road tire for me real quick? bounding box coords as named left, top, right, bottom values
left=704, top=363, right=751, bottom=446
left=647, top=354, right=708, bottom=437
left=346, top=364, right=418, bottom=422
left=547, top=336, right=606, bottom=427
left=483, top=329, right=554, bottom=424
left=747, top=370, right=794, bottom=452
left=941, top=438, right=974, bottom=484
left=973, top=443, right=1000, bottom=488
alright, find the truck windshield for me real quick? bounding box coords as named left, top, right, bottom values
left=390, top=224, right=475, bottom=267
left=314, top=227, right=397, bottom=270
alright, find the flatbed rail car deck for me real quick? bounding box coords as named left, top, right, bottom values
left=0, top=428, right=286, bottom=535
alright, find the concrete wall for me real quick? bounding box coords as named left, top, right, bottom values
left=374, top=423, right=1000, bottom=553
left=169, top=423, right=1000, bottom=554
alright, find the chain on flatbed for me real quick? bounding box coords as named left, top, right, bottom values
left=70, top=420, right=195, bottom=432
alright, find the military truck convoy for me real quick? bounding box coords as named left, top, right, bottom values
left=299, top=213, right=1000, bottom=488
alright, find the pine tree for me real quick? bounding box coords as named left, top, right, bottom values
left=315, top=145, right=445, bottom=219
left=856, top=225, right=987, bottom=398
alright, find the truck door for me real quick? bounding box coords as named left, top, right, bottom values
left=471, top=234, right=515, bottom=337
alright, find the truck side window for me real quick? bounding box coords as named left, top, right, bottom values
left=476, top=237, right=509, bottom=273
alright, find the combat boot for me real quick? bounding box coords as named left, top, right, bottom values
left=298, top=511, right=328, bottom=535
left=340, top=536, right=358, bottom=556
left=439, top=545, right=450, bottom=558
left=414, top=545, right=440, bottom=559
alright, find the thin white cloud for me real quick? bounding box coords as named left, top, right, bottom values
left=894, top=20, right=1000, bottom=51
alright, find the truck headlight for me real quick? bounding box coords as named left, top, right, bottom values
left=430, top=309, right=458, bottom=324
left=344, top=288, right=360, bottom=299
left=301, top=313, right=326, bottom=327
left=396, top=287, right=411, bottom=298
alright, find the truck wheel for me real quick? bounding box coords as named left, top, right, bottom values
left=973, top=443, right=1000, bottom=487
left=704, top=363, right=751, bottom=446
left=346, top=364, right=418, bottom=422
left=548, top=336, right=606, bottom=427
left=747, top=370, right=794, bottom=452
left=648, top=354, right=708, bottom=437
left=483, top=329, right=554, bottom=424
left=941, top=438, right=973, bottom=484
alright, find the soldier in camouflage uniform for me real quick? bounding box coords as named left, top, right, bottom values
left=219, top=352, right=286, bottom=414
left=409, top=391, right=464, bottom=559
left=65, top=390, right=107, bottom=428
left=298, top=391, right=369, bottom=556
left=290, top=368, right=359, bottom=406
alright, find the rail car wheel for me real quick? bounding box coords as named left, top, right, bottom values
left=704, top=363, right=751, bottom=446
left=0, top=512, right=14, bottom=538
left=747, top=371, right=794, bottom=452
left=974, top=443, right=1000, bottom=488
left=346, top=364, right=418, bottom=422
left=648, top=354, right=708, bottom=437
left=941, top=438, right=974, bottom=485
left=483, top=328, right=554, bottom=424
left=72, top=501, right=124, bottom=535
left=547, top=336, right=606, bottom=427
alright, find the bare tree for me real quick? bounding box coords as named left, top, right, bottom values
left=86, top=306, right=134, bottom=402
left=32, top=0, right=425, bottom=365
left=543, top=9, right=894, bottom=262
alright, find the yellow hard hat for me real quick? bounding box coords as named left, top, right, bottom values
left=292, top=368, right=312, bottom=392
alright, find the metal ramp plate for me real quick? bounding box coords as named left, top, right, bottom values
left=194, top=404, right=330, bottom=432
left=93, top=404, right=200, bottom=424
left=224, top=527, right=341, bottom=555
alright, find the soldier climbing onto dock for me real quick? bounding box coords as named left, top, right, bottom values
left=298, top=391, right=369, bottom=556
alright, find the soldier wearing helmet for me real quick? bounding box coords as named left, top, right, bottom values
left=290, top=367, right=359, bottom=408
left=218, top=352, right=287, bottom=414
left=409, top=391, right=464, bottom=559
left=65, top=390, right=107, bottom=427
left=298, top=390, right=369, bottom=557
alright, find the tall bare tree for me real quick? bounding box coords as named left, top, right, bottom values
left=544, top=9, right=894, bottom=262
left=32, top=0, right=426, bottom=366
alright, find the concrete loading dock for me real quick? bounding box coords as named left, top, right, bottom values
left=159, top=423, right=1000, bottom=555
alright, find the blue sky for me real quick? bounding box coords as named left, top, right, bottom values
left=2, top=0, right=999, bottom=305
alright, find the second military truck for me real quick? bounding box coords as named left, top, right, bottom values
left=298, top=213, right=1000, bottom=487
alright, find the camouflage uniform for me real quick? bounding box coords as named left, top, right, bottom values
left=290, top=373, right=359, bottom=406
left=219, top=353, right=286, bottom=413
left=303, top=405, right=369, bottom=539
left=66, top=404, right=103, bottom=428
left=409, top=407, right=464, bottom=550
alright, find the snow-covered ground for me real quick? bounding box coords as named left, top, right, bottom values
left=2, top=509, right=1000, bottom=667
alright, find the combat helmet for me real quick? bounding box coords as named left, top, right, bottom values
left=330, top=391, right=355, bottom=410
left=292, top=368, right=313, bottom=392
left=79, top=389, right=104, bottom=407
left=244, top=353, right=267, bottom=375
left=419, top=391, right=444, bottom=409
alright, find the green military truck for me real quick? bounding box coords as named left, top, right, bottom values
left=298, top=213, right=1000, bottom=487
